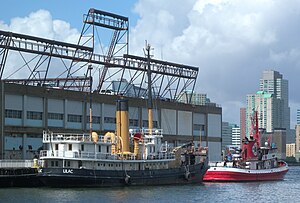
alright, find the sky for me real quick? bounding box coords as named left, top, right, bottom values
left=1, top=0, right=300, bottom=127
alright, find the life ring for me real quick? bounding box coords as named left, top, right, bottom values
left=185, top=171, right=191, bottom=180
left=252, top=143, right=258, bottom=156
left=125, top=174, right=131, bottom=185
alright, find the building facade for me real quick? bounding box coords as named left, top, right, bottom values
left=295, top=125, right=300, bottom=162
left=246, top=91, right=274, bottom=134
left=222, top=122, right=232, bottom=150
left=259, top=70, right=290, bottom=135
left=0, top=82, right=223, bottom=161
left=231, top=124, right=241, bottom=147
left=240, top=107, right=246, bottom=140
left=178, top=91, right=214, bottom=106
left=297, top=109, right=300, bottom=124
left=286, top=143, right=296, bottom=157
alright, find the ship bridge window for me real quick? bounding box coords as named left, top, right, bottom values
left=55, top=144, right=58, bottom=150
left=81, top=144, right=84, bottom=151
left=106, top=146, right=109, bottom=153
left=68, top=144, right=72, bottom=151
left=98, top=146, right=101, bottom=152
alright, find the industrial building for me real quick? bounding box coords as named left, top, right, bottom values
left=0, top=82, right=222, bottom=161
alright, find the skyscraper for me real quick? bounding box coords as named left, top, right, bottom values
left=246, top=70, right=290, bottom=146
left=259, top=70, right=290, bottom=133
left=248, top=71, right=289, bottom=128
left=246, top=91, right=275, bottom=135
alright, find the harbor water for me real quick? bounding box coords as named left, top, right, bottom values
left=0, top=166, right=299, bottom=203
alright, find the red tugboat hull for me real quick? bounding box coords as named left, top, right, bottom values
left=203, top=161, right=288, bottom=182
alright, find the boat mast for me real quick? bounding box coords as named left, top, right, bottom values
left=88, top=64, right=93, bottom=136
left=254, top=111, right=260, bottom=147
left=146, top=43, right=153, bottom=132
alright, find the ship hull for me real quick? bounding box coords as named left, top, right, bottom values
left=0, top=168, right=41, bottom=187
left=38, top=163, right=208, bottom=187
left=203, top=163, right=288, bottom=182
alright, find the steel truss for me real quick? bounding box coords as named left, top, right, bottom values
left=0, top=8, right=198, bottom=103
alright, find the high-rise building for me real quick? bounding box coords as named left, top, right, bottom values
left=246, top=70, right=289, bottom=158
left=246, top=70, right=290, bottom=135
left=222, top=122, right=232, bottom=150
left=240, top=107, right=246, bottom=140
left=246, top=91, right=274, bottom=134
left=231, top=124, right=241, bottom=147
left=259, top=70, right=290, bottom=133
left=222, top=122, right=241, bottom=149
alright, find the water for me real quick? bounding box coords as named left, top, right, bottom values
left=1, top=166, right=299, bottom=203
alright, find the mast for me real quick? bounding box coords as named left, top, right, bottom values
left=254, top=111, right=260, bottom=147
left=88, top=65, right=93, bottom=136
left=146, top=43, right=153, bottom=131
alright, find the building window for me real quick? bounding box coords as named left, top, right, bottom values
left=48, top=113, right=64, bottom=120
left=86, top=116, right=101, bottom=124
left=104, top=117, right=116, bottom=124
left=27, top=111, right=43, bottom=120
left=129, top=119, right=139, bottom=126
left=5, top=109, right=22, bottom=119
left=67, top=114, right=82, bottom=123
left=142, top=120, right=158, bottom=128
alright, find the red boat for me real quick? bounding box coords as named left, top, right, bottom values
left=204, top=111, right=289, bottom=182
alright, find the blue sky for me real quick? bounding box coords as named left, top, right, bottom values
left=1, top=0, right=138, bottom=30
left=1, top=0, right=300, bottom=127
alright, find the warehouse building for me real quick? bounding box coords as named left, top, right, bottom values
left=0, top=82, right=222, bottom=161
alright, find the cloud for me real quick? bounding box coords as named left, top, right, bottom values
left=130, top=0, right=300, bottom=126
left=1, top=2, right=300, bottom=127
left=1, top=9, right=79, bottom=43
left=0, top=9, right=81, bottom=79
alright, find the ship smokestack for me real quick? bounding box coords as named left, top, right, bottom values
left=116, top=99, right=130, bottom=153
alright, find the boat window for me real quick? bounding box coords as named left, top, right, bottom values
left=51, top=161, right=54, bottom=167
left=98, top=146, right=101, bottom=152
left=55, top=144, right=58, bottom=150
left=67, top=161, right=70, bottom=167
left=106, top=146, right=109, bottom=153
left=55, top=161, right=58, bottom=167
left=68, top=144, right=72, bottom=151
left=81, top=144, right=84, bottom=151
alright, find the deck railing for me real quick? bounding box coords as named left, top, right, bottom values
left=0, top=160, right=34, bottom=168
left=39, top=150, right=175, bottom=161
